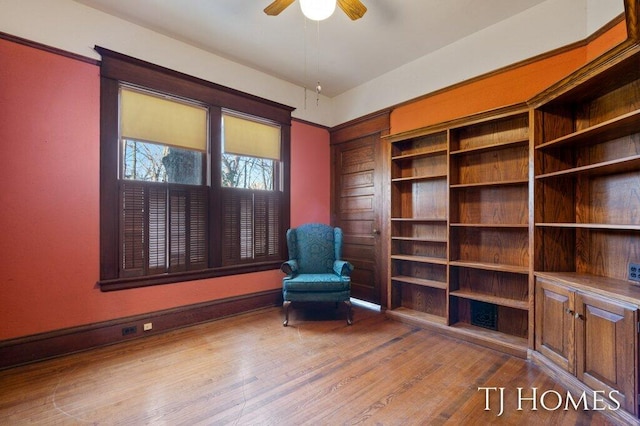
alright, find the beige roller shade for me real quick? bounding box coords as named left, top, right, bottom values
left=223, top=113, right=281, bottom=160
left=121, top=88, right=207, bottom=151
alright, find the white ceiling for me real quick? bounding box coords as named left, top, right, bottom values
left=73, top=0, right=550, bottom=98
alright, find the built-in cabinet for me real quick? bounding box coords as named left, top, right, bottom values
left=536, top=277, right=637, bottom=414
left=384, top=43, right=640, bottom=421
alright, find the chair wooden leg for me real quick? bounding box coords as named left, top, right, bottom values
left=344, top=300, right=353, bottom=325
left=283, top=301, right=291, bottom=326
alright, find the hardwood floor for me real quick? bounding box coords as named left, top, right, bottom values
left=0, top=305, right=620, bottom=425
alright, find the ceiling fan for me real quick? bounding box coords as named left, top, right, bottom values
left=264, top=0, right=367, bottom=21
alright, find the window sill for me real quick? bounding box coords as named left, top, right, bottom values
left=98, top=261, right=284, bottom=291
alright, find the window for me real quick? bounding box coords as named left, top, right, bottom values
left=221, top=112, right=283, bottom=266
left=97, top=47, right=292, bottom=291
left=118, top=87, right=208, bottom=278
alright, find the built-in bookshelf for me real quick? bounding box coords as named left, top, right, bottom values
left=448, top=111, right=531, bottom=351
left=384, top=107, right=532, bottom=357
left=530, top=46, right=640, bottom=420
left=389, top=130, right=449, bottom=325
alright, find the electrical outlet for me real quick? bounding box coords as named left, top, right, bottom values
left=629, top=262, right=640, bottom=283
left=122, top=326, right=137, bottom=336
left=143, top=322, right=153, bottom=331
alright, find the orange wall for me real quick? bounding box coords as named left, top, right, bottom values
left=390, top=21, right=628, bottom=134
left=0, top=39, right=331, bottom=340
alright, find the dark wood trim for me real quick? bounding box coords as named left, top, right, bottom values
left=0, top=31, right=100, bottom=65
left=95, top=46, right=294, bottom=124
left=0, top=289, right=282, bottom=370
left=99, top=77, right=120, bottom=280
left=531, top=352, right=640, bottom=426
left=330, top=109, right=392, bottom=145
left=99, top=261, right=283, bottom=291
left=625, top=0, right=639, bottom=41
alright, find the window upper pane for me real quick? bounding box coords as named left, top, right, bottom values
left=122, top=139, right=204, bottom=185
left=221, top=153, right=274, bottom=190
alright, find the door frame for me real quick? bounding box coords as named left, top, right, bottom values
left=330, top=110, right=391, bottom=307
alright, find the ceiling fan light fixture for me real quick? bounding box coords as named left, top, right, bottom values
left=300, top=0, right=337, bottom=21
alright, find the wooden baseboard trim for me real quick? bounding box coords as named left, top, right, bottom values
left=0, top=289, right=282, bottom=370
left=531, top=351, right=640, bottom=425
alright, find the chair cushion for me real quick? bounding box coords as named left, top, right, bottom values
left=283, top=273, right=350, bottom=292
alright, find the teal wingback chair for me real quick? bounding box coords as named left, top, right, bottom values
left=281, top=223, right=354, bottom=326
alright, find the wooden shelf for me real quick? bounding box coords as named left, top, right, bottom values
left=535, top=108, right=640, bottom=151
left=449, top=260, right=529, bottom=275
left=392, top=275, right=448, bottom=290
left=392, top=236, right=448, bottom=243
left=535, top=154, right=640, bottom=180
left=391, top=254, right=448, bottom=265
left=392, top=173, right=447, bottom=182
left=450, top=138, right=528, bottom=156
left=450, top=223, right=528, bottom=229
left=449, top=322, right=528, bottom=356
left=535, top=223, right=640, bottom=231
left=386, top=307, right=448, bottom=326
left=392, top=147, right=447, bottom=161
left=449, top=290, right=528, bottom=310
left=450, top=179, right=528, bottom=189
left=391, top=217, right=447, bottom=223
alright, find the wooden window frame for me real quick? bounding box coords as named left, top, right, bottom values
left=97, top=47, right=292, bottom=291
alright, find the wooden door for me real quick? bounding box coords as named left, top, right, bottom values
left=574, top=291, right=637, bottom=414
left=332, top=134, right=383, bottom=304
left=535, top=278, right=575, bottom=374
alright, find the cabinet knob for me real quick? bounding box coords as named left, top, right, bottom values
left=372, top=228, right=380, bottom=235
left=565, top=308, right=574, bottom=315
left=574, top=312, right=583, bottom=320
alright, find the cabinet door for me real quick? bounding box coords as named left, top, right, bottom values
left=535, top=279, right=575, bottom=374
left=575, top=292, right=637, bottom=414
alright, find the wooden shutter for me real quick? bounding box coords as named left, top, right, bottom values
left=121, top=182, right=146, bottom=277
left=120, top=182, right=208, bottom=276
left=254, top=192, right=280, bottom=259
left=148, top=186, right=167, bottom=274
left=221, top=188, right=281, bottom=265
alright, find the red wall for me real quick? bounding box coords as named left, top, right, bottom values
left=290, top=121, right=331, bottom=226
left=0, top=39, right=331, bottom=340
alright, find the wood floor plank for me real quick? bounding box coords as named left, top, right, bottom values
left=0, top=306, right=621, bottom=425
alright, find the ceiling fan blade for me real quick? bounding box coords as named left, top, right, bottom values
left=337, top=0, right=367, bottom=20
left=264, top=0, right=296, bottom=16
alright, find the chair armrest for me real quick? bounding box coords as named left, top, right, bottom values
left=281, top=260, right=298, bottom=276
left=333, top=260, right=354, bottom=277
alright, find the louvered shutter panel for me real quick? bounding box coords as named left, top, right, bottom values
left=267, top=192, right=280, bottom=257
left=240, top=194, right=253, bottom=260
left=120, top=183, right=145, bottom=277
left=169, top=189, right=187, bottom=271
left=148, top=186, right=167, bottom=274
left=189, top=188, right=208, bottom=269
left=120, top=183, right=208, bottom=276
left=221, top=189, right=281, bottom=265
